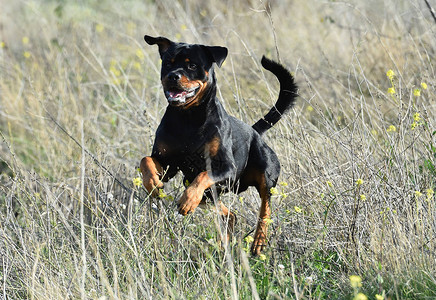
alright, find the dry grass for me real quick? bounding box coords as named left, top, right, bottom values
left=1, top=0, right=435, bottom=299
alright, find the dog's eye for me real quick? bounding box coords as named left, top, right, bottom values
left=187, top=63, right=197, bottom=71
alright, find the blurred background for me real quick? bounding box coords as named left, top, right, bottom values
left=0, top=0, right=435, bottom=299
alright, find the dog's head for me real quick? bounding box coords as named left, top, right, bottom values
left=144, top=35, right=228, bottom=108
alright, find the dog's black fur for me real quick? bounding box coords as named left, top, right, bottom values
left=140, top=35, right=297, bottom=255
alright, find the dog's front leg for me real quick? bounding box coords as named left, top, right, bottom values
left=140, top=156, right=164, bottom=196
left=177, top=171, right=214, bottom=215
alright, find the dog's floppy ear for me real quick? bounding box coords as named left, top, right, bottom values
left=202, top=46, right=228, bottom=68
left=144, top=35, right=173, bottom=57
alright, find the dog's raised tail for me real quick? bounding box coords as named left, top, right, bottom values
left=252, top=56, right=298, bottom=135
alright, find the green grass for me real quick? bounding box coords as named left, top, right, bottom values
left=1, top=0, right=435, bottom=299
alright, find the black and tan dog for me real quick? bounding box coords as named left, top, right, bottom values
left=140, top=35, right=297, bottom=255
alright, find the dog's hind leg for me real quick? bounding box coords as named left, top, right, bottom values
left=250, top=172, right=273, bottom=256
left=244, top=140, right=280, bottom=255
left=201, top=200, right=236, bottom=248
left=217, top=202, right=237, bottom=245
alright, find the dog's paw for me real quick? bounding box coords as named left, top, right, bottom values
left=251, top=222, right=267, bottom=256
left=177, top=187, right=203, bottom=215
left=140, top=157, right=164, bottom=196
left=142, top=176, right=163, bottom=197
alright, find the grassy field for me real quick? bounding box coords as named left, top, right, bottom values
left=1, top=0, right=435, bottom=299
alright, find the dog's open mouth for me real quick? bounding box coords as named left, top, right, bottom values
left=165, top=86, right=200, bottom=105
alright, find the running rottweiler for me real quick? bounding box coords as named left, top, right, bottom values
left=140, top=35, right=297, bottom=255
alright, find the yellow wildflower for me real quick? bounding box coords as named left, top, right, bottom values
left=133, top=62, right=141, bottom=70
left=386, top=125, right=396, bottom=132
left=386, top=69, right=395, bottom=80
left=349, top=275, right=362, bottom=288
left=23, top=51, right=31, bottom=58
left=375, top=294, right=384, bottom=300
left=110, top=66, right=121, bottom=77
left=421, top=82, right=428, bottom=90
left=264, top=218, right=273, bottom=225
left=259, top=254, right=267, bottom=261
left=414, top=191, right=423, bottom=197
left=306, top=105, right=314, bottom=112
left=387, top=87, right=396, bottom=94
left=411, top=113, right=422, bottom=130
left=356, top=178, right=363, bottom=186
left=96, top=24, right=104, bottom=33
left=135, top=48, right=144, bottom=60
left=279, top=181, right=288, bottom=187
left=294, top=206, right=302, bottom=213
left=354, top=293, right=368, bottom=300
left=413, top=88, right=421, bottom=97
left=360, top=194, right=366, bottom=201
left=0, top=41, right=5, bottom=48
left=244, top=236, right=254, bottom=243
left=158, top=189, right=167, bottom=199
left=180, top=24, right=188, bottom=31
left=22, top=36, right=29, bottom=45
left=326, top=181, right=333, bottom=187
left=132, top=177, right=142, bottom=188
left=270, top=187, right=279, bottom=195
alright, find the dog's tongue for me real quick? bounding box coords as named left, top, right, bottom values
left=165, top=87, right=197, bottom=104
left=168, top=90, right=187, bottom=100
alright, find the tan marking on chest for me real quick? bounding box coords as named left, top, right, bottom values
left=206, top=136, right=220, bottom=157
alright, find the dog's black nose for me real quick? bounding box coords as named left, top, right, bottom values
left=168, top=72, right=181, bottom=82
